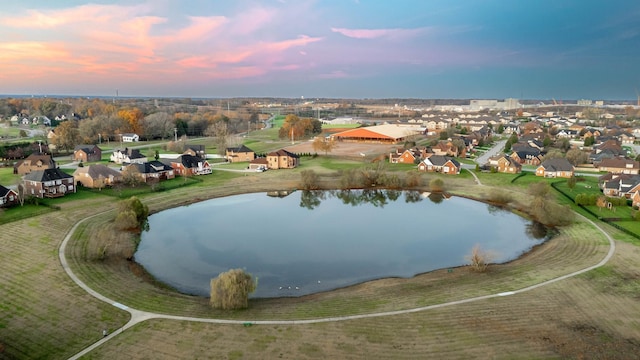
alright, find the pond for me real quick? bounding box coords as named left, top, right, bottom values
left=135, top=190, right=548, bottom=298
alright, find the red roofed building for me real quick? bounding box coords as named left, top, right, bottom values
left=331, top=124, right=423, bottom=144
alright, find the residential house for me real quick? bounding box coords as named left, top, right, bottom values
left=267, top=149, right=299, bottom=169
left=535, top=158, right=575, bottom=178
left=184, top=144, right=206, bottom=159
left=599, top=173, right=640, bottom=198
left=225, top=145, right=255, bottom=163
left=632, top=190, right=640, bottom=208
left=73, top=144, right=102, bottom=163
left=431, top=141, right=463, bottom=157
left=510, top=148, right=542, bottom=166
left=494, top=155, right=522, bottom=174
left=249, top=157, right=269, bottom=171
left=73, top=164, right=123, bottom=188
left=13, top=153, right=57, bottom=175
left=22, top=168, right=75, bottom=198
left=389, top=147, right=428, bottom=164
left=0, top=185, right=18, bottom=208
left=417, top=155, right=461, bottom=175
left=122, top=161, right=175, bottom=183
left=597, top=158, right=640, bottom=174
left=165, top=155, right=212, bottom=176
left=121, top=133, right=140, bottom=142
left=110, top=148, right=147, bottom=165
left=619, top=132, right=636, bottom=145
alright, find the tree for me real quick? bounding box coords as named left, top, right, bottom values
left=312, top=136, right=337, bottom=155
left=528, top=182, right=574, bottom=226
left=429, top=178, right=444, bottom=192
left=278, top=115, right=321, bottom=140
left=300, top=170, right=320, bottom=190
left=114, top=196, right=149, bottom=232
left=504, top=132, right=518, bottom=153
left=143, top=112, right=174, bottom=140
left=567, top=175, right=577, bottom=191
left=543, top=149, right=564, bottom=161
left=466, top=244, right=492, bottom=272
left=584, top=136, right=595, bottom=147
left=52, top=120, right=80, bottom=153
left=210, top=268, right=257, bottom=310
left=205, top=121, right=230, bottom=156
left=117, top=108, right=145, bottom=134
left=566, top=149, right=587, bottom=166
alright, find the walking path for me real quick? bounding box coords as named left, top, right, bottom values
left=61, top=206, right=616, bottom=359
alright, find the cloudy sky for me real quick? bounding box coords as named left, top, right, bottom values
left=1, top=0, right=639, bottom=100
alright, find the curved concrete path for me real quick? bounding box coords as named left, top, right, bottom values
left=62, top=210, right=615, bottom=359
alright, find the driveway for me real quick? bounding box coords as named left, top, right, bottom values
left=475, top=139, right=506, bottom=165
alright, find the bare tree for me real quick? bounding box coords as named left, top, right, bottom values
left=206, top=121, right=229, bottom=156
left=312, top=136, right=337, bottom=155
left=466, top=244, right=493, bottom=272
left=143, top=112, right=174, bottom=140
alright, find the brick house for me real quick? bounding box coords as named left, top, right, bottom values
left=73, top=145, right=102, bottom=163
left=267, top=149, right=299, bottom=169
left=22, top=168, right=75, bottom=198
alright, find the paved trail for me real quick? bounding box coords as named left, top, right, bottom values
left=61, top=206, right=615, bottom=359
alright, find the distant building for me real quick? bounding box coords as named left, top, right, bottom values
left=121, top=133, right=139, bottom=142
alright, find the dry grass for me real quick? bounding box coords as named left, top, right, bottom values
left=85, top=240, right=640, bottom=359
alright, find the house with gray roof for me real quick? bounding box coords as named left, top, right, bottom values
left=535, top=158, right=574, bottom=178
left=22, top=168, right=75, bottom=198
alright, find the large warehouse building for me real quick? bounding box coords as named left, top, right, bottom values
left=330, top=124, right=424, bottom=144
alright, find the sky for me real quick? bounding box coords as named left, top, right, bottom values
left=1, top=0, right=639, bottom=100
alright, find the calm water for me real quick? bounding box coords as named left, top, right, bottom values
left=135, top=190, right=547, bottom=298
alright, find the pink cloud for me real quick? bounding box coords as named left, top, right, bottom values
left=0, top=2, right=331, bottom=91
left=231, top=7, right=276, bottom=35
left=164, top=16, right=228, bottom=43
left=261, top=35, right=323, bottom=52
left=331, top=27, right=428, bottom=39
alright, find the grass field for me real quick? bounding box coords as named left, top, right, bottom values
left=1, top=155, right=640, bottom=359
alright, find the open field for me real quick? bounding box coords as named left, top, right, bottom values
left=1, top=149, right=640, bottom=359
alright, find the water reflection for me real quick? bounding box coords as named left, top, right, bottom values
left=136, top=191, right=549, bottom=298
left=300, top=189, right=432, bottom=210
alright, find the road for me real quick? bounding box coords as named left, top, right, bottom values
left=475, top=139, right=507, bottom=165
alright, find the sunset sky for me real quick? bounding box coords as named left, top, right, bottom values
left=1, top=0, right=639, bottom=99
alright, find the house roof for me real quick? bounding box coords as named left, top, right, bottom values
left=74, top=144, right=99, bottom=151
left=226, top=144, right=254, bottom=153
left=0, top=184, right=16, bottom=197
left=539, top=158, right=574, bottom=172
left=332, top=124, right=422, bottom=141
left=250, top=157, right=268, bottom=165
left=15, top=153, right=56, bottom=168
left=174, top=154, right=207, bottom=168
left=73, top=164, right=121, bottom=179
left=130, top=161, right=173, bottom=174
left=23, top=168, right=74, bottom=182
left=268, top=149, right=299, bottom=158
left=425, top=155, right=459, bottom=167
left=598, top=158, right=640, bottom=169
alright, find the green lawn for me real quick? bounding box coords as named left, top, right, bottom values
left=0, top=167, right=18, bottom=185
